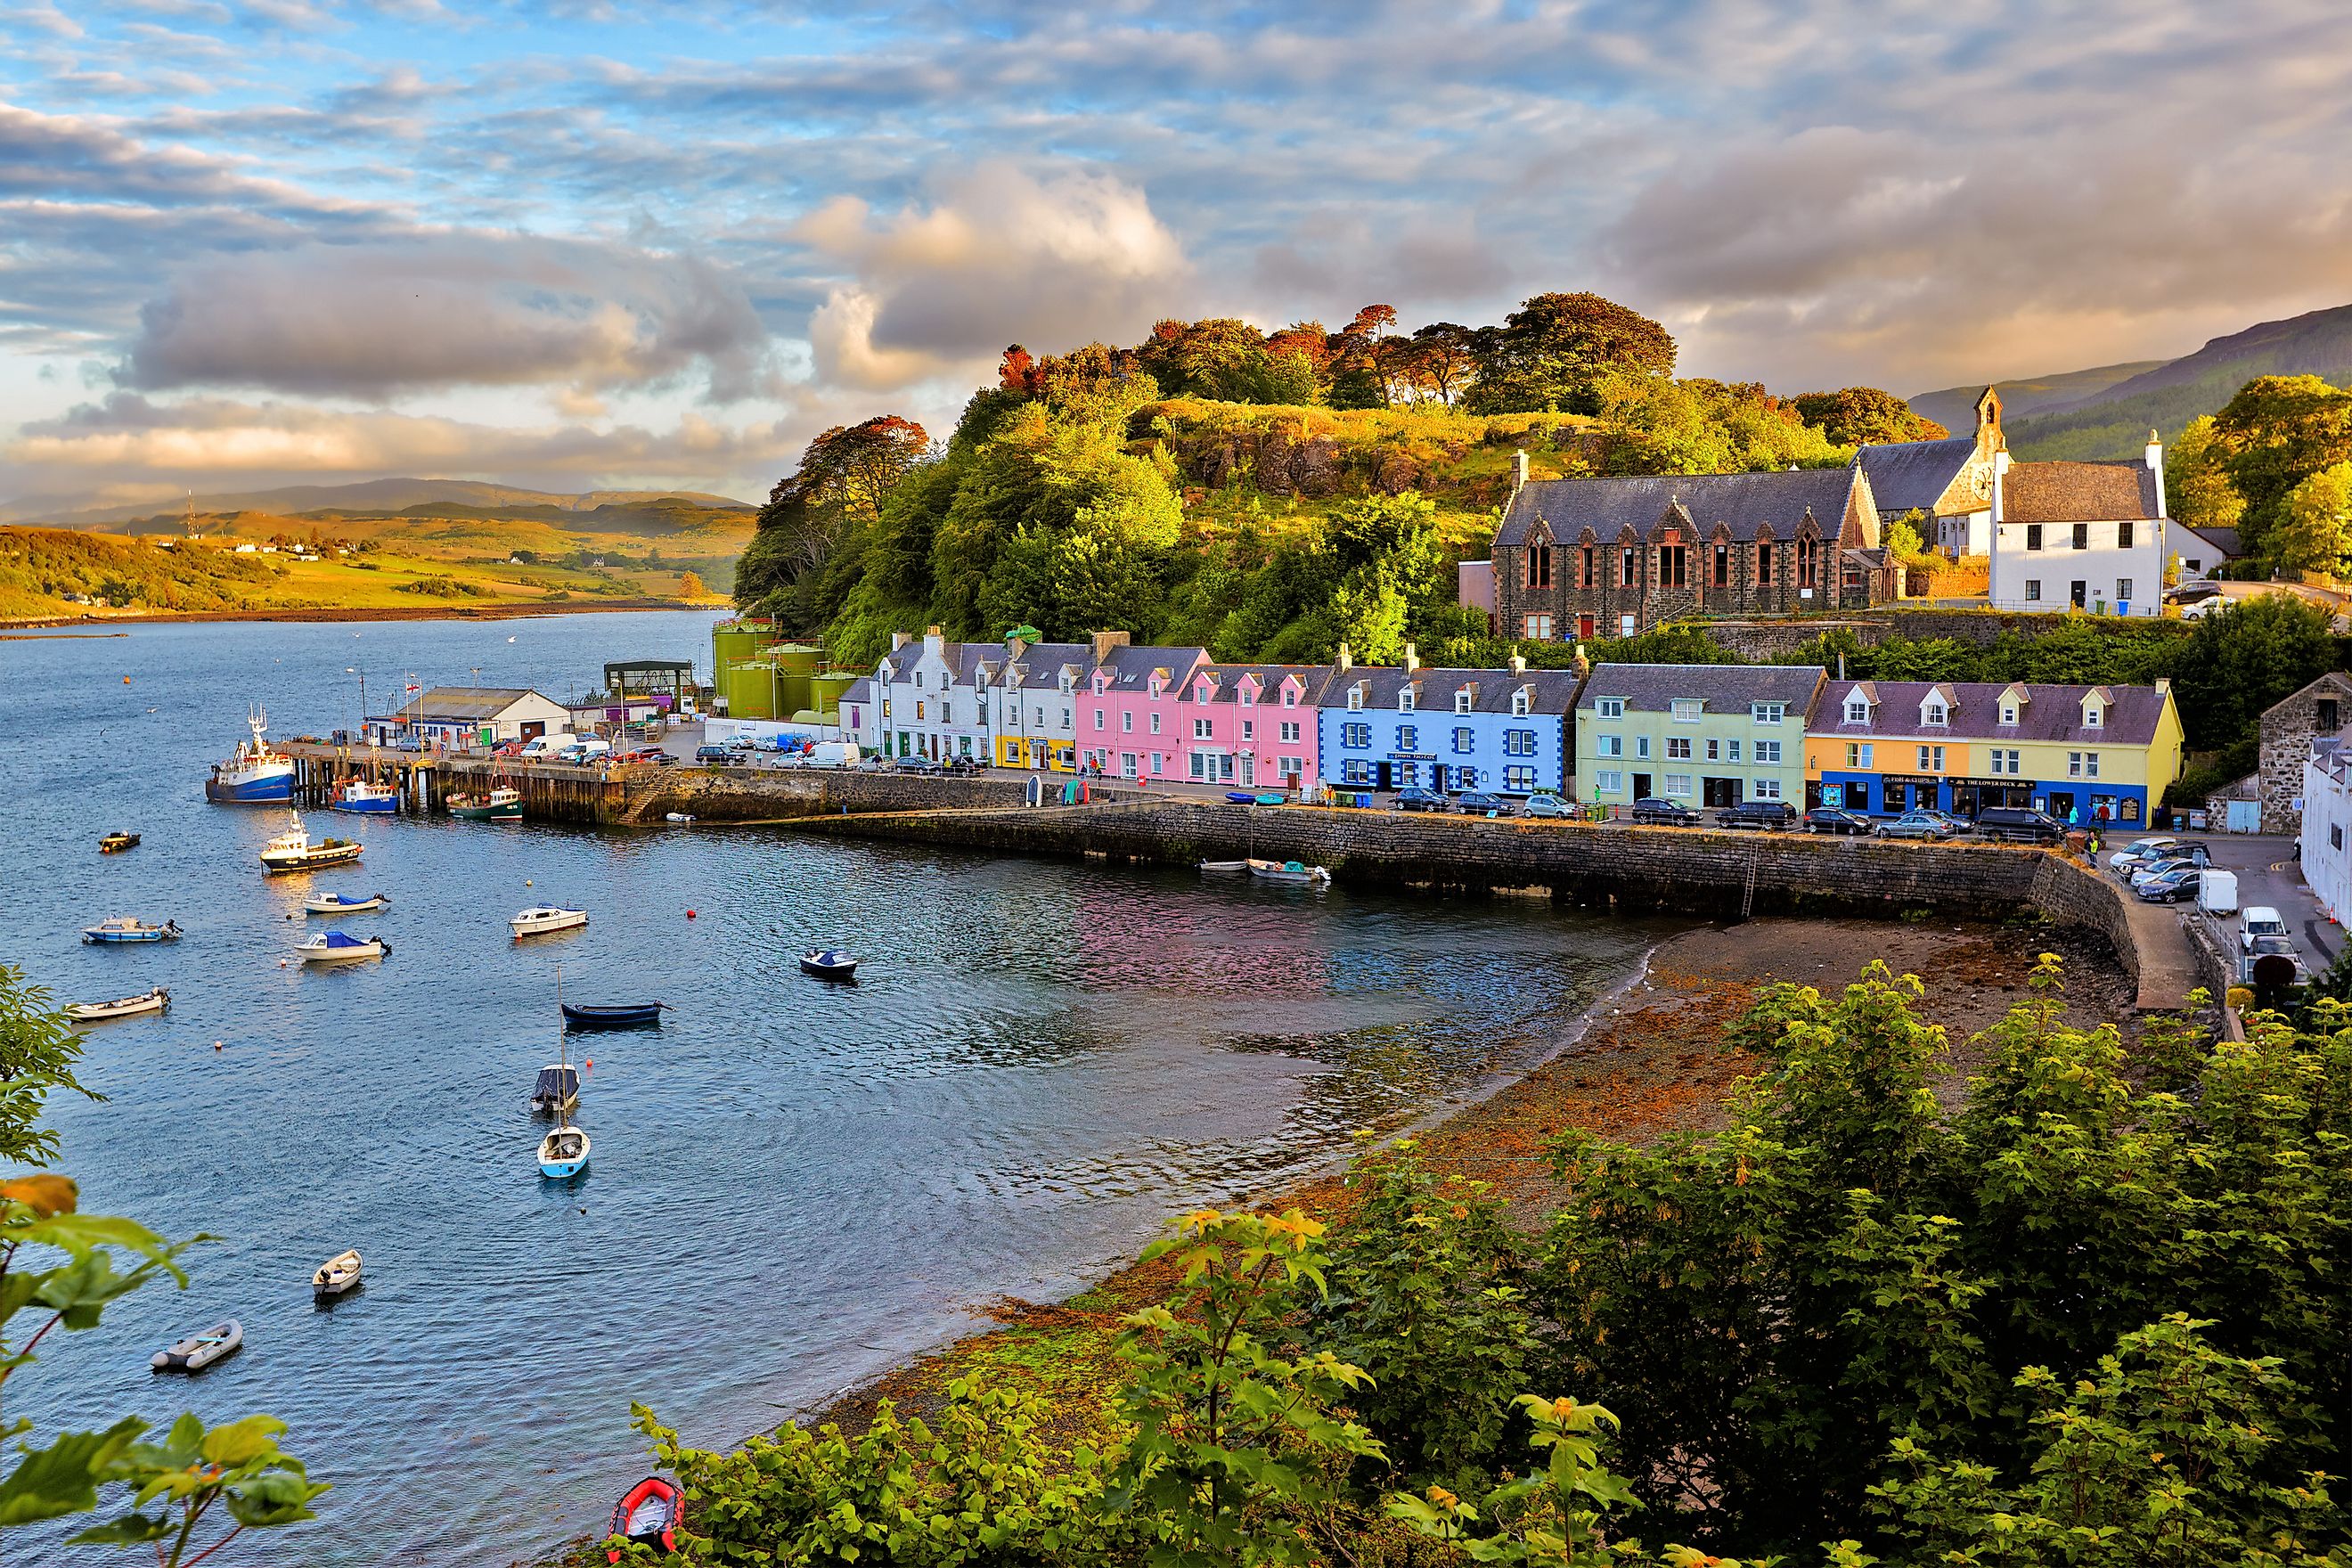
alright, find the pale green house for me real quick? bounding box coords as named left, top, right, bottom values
left=1575, top=663, right=1827, bottom=809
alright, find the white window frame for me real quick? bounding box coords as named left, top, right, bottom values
left=1670, top=698, right=1702, bottom=723
left=1595, top=769, right=1625, bottom=794
left=1752, top=778, right=1783, bottom=801
left=1597, top=698, right=1625, bottom=719
left=1662, top=772, right=1694, bottom=797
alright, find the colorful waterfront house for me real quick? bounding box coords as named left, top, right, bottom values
left=1174, top=664, right=1333, bottom=789
left=1319, top=649, right=1581, bottom=795
left=1805, top=678, right=2185, bottom=826
left=1575, top=664, right=1825, bottom=810
left=987, top=637, right=1107, bottom=771
left=839, top=677, right=878, bottom=748
left=1076, top=640, right=1210, bottom=780
left=872, top=627, right=1001, bottom=762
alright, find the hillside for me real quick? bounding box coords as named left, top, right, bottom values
left=1907, top=360, right=2165, bottom=435
left=0, top=477, right=752, bottom=528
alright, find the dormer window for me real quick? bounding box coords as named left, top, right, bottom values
left=1282, top=686, right=1298, bottom=707
left=1347, top=685, right=1363, bottom=712
left=1844, top=697, right=1871, bottom=723
left=1400, top=689, right=1416, bottom=712
left=1239, top=686, right=1254, bottom=706
left=1670, top=698, right=1701, bottom=723
left=1512, top=689, right=1531, bottom=716
left=1923, top=702, right=1948, bottom=727
left=2000, top=703, right=2019, bottom=725
left=1455, top=690, right=1473, bottom=715
left=2085, top=705, right=2103, bottom=729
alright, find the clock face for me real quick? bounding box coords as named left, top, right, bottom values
left=1969, top=466, right=1993, bottom=501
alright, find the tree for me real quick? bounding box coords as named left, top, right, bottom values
left=734, top=415, right=929, bottom=622
left=1466, top=292, right=1677, bottom=415
left=2269, top=461, right=2352, bottom=576
left=1793, top=387, right=1948, bottom=445
left=2166, top=590, right=2336, bottom=749
left=2211, top=374, right=2352, bottom=557
left=1402, top=322, right=1479, bottom=406
left=677, top=570, right=706, bottom=600
left=2166, top=413, right=2247, bottom=535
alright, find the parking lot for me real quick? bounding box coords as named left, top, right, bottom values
left=2106, top=830, right=2336, bottom=979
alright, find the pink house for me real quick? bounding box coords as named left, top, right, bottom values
left=1077, top=644, right=1209, bottom=780
left=1175, top=664, right=1331, bottom=790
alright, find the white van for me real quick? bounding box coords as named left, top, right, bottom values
left=2240, top=905, right=2289, bottom=951
left=520, top=733, right=574, bottom=758
left=804, top=741, right=861, bottom=768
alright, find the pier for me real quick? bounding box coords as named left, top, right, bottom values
left=278, top=740, right=634, bottom=825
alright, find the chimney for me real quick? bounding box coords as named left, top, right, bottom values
left=1571, top=642, right=1588, bottom=676
left=923, top=625, right=945, bottom=657
left=1335, top=641, right=1353, bottom=673
left=1508, top=652, right=1526, bottom=675
left=1090, top=629, right=1131, bottom=663
left=2156, top=676, right=2170, bottom=695
left=1837, top=652, right=1847, bottom=680
left=1513, top=450, right=1529, bottom=493
left=890, top=631, right=911, bottom=651
left=1402, top=642, right=1419, bottom=674
left=2145, top=429, right=2167, bottom=517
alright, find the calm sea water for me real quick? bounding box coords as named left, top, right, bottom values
left=0, top=611, right=1678, bottom=1564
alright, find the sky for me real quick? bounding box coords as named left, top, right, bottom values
left=4, top=0, right=2352, bottom=512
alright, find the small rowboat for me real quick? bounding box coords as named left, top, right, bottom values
left=537, top=1124, right=590, bottom=1180
left=67, top=986, right=168, bottom=1023
left=1197, top=860, right=1249, bottom=872
left=306, top=891, right=389, bottom=915
left=295, top=931, right=391, bottom=963
left=82, top=917, right=180, bottom=944
left=510, top=906, right=588, bottom=939
left=530, top=1064, right=580, bottom=1115
left=100, top=830, right=140, bottom=853
left=800, top=949, right=859, bottom=980
left=1224, top=790, right=1257, bottom=804
left=562, top=1001, right=666, bottom=1030
left=1254, top=792, right=1286, bottom=805
left=1246, top=857, right=1332, bottom=886
left=152, top=1319, right=242, bottom=1373
left=312, top=1248, right=363, bottom=1301
left=605, top=1475, right=683, bottom=1562
left=665, top=812, right=697, bottom=823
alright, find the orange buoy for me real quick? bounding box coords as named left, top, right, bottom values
left=686, top=909, right=697, bottom=919
left=122, top=676, right=131, bottom=684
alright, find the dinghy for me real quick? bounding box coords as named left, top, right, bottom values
left=295, top=930, right=390, bottom=963
left=510, top=905, right=588, bottom=939
left=1247, top=857, right=1332, bottom=886
left=151, top=1319, right=242, bottom=1373
left=67, top=986, right=168, bottom=1023
left=1197, top=860, right=1249, bottom=872
left=665, top=812, right=697, bottom=823
left=530, top=1064, right=580, bottom=1115
left=312, top=1249, right=363, bottom=1301
left=306, top=891, right=389, bottom=915
left=799, top=949, right=859, bottom=980
left=100, top=830, right=140, bottom=853
left=605, top=1476, right=683, bottom=1562
left=82, top=916, right=180, bottom=944
left=561, top=1001, right=665, bottom=1029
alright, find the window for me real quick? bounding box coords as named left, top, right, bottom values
left=1636, top=736, right=1652, bottom=758
left=1282, top=687, right=1298, bottom=707
left=1727, top=739, right=1744, bottom=762
left=1238, top=687, right=1254, bottom=707
left=2000, top=703, right=2019, bottom=725
left=2119, top=521, right=2135, bottom=550
left=1192, top=717, right=1213, bottom=739
left=1505, top=729, right=1536, bottom=755
left=1280, top=721, right=1302, bottom=743
left=1989, top=748, right=2021, bottom=775
left=1342, top=722, right=1371, bottom=748
left=1667, top=737, right=1693, bottom=759
left=1523, top=614, right=1554, bottom=640
left=1529, top=540, right=1553, bottom=588
left=880, top=699, right=892, bottom=717
left=1399, top=689, right=1416, bottom=712
left=1597, top=734, right=1623, bottom=757
left=1033, top=706, right=1046, bottom=725
left=1917, top=745, right=1946, bottom=772
left=1662, top=772, right=1694, bottom=796
left=1620, top=546, right=1636, bottom=586
left=1752, top=702, right=1784, bottom=724
left=2321, top=699, right=2341, bottom=731
left=1343, top=759, right=1372, bottom=784
left=1847, top=742, right=1874, bottom=767
left=2026, top=524, right=2043, bottom=551
left=2068, top=751, right=2101, bottom=778
left=1661, top=545, right=1687, bottom=587
left=1597, top=698, right=1625, bottom=718
left=1798, top=535, right=1818, bottom=587
left=1513, top=690, right=1531, bottom=716
left=1148, top=713, right=1161, bottom=734
left=2336, top=824, right=2346, bottom=851
left=2072, top=523, right=2089, bottom=551
left=1923, top=702, right=1948, bottom=726
left=1704, top=738, right=1721, bottom=761
left=1505, top=765, right=1537, bottom=791
left=1121, top=710, right=1134, bottom=732
left=1620, top=613, right=1637, bottom=636
left=1280, top=755, right=1303, bottom=779
left=1397, top=725, right=1419, bottom=751
left=1093, top=709, right=1105, bottom=731
left=1756, top=739, right=1782, bottom=764
left=1595, top=770, right=1625, bottom=794
left=1757, top=540, right=1774, bottom=584
left=2116, top=577, right=2134, bottom=603
left=1844, top=697, right=1871, bottom=723
left=1453, top=727, right=1475, bottom=754
left=1240, top=720, right=1254, bottom=741
left=1347, top=686, right=1363, bottom=712
left=1581, top=543, right=1596, bottom=587
left=915, top=700, right=926, bottom=720
left=1712, top=543, right=1729, bottom=587
left=1671, top=698, right=1702, bottom=722
left=2024, top=580, right=2042, bottom=603
left=1455, top=690, right=1474, bottom=715
left=1752, top=778, right=1783, bottom=801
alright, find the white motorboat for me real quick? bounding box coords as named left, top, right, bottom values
left=312, top=1248, right=363, bottom=1301
left=665, top=812, right=697, bottom=823
left=151, top=1319, right=241, bottom=1373
left=306, top=891, right=389, bottom=914
left=510, top=905, right=588, bottom=939
left=81, top=916, right=180, bottom=944
left=536, top=969, right=591, bottom=1179
left=67, top=986, right=169, bottom=1023
left=1197, top=860, right=1249, bottom=872
left=1247, top=857, right=1332, bottom=886
left=260, top=811, right=363, bottom=873
left=294, top=930, right=390, bottom=963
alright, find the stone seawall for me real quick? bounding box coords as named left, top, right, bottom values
left=617, top=768, right=1148, bottom=823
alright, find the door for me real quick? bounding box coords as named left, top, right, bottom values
left=1377, top=761, right=1396, bottom=791
left=1632, top=772, right=1653, bottom=800
left=1578, top=615, right=1596, bottom=640
left=2226, top=798, right=2260, bottom=833
left=2047, top=790, right=2077, bottom=823
left=1241, top=756, right=1254, bottom=787
left=1703, top=776, right=1740, bottom=807
left=522, top=721, right=545, bottom=741
left=2070, top=580, right=2087, bottom=608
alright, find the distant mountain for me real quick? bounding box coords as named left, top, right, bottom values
left=0, top=477, right=753, bottom=528
left=1910, top=303, right=2352, bottom=462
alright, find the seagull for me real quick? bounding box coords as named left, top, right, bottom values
left=507, top=635, right=517, bottom=643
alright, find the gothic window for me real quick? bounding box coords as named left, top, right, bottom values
left=1528, top=540, right=1553, bottom=588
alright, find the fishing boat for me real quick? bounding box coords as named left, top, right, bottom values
left=1246, top=857, right=1332, bottom=886
left=449, top=786, right=522, bottom=821
left=311, top=1249, right=363, bottom=1302
left=204, top=708, right=296, bottom=804
left=151, top=1319, right=242, bottom=1373
left=67, top=986, right=168, bottom=1023
left=530, top=1063, right=580, bottom=1115
left=605, top=1476, right=683, bottom=1562
left=561, top=1001, right=666, bottom=1030
left=799, top=948, right=859, bottom=980
left=1197, top=859, right=1249, bottom=872
left=259, top=811, right=363, bottom=873
left=306, top=891, right=389, bottom=915
left=329, top=779, right=398, bottom=813
left=294, top=930, right=391, bottom=963
left=81, top=917, right=180, bottom=944
left=99, top=830, right=140, bottom=853
left=510, top=905, right=588, bottom=939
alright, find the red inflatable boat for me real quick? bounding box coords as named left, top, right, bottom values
left=605, top=1475, right=682, bottom=1561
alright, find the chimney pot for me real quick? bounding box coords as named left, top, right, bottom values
left=1403, top=642, right=1419, bottom=674
left=1508, top=652, right=1526, bottom=674
left=1513, top=450, right=1529, bottom=490
left=1335, top=642, right=1353, bottom=673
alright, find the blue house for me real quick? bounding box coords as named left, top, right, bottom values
left=1316, top=653, right=1581, bottom=795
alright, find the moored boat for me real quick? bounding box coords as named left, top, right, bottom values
left=536, top=1123, right=590, bottom=1180
left=330, top=779, right=398, bottom=813
left=605, top=1476, right=683, bottom=1562
left=561, top=1001, right=666, bottom=1030
left=510, top=905, right=588, bottom=939
left=205, top=709, right=295, bottom=804
left=450, top=786, right=522, bottom=821
left=306, top=891, right=389, bottom=914
left=151, top=1319, right=241, bottom=1373
left=66, top=986, right=168, bottom=1023
left=312, top=1248, right=363, bottom=1301
left=799, top=948, right=859, bottom=980
left=530, top=1064, right=580, bottom=1115
left=100, top=830, right=140, bottom=853
left=260, top=812, right=363, bottom=873
left=1197, top=859, right=1249, bottom=872
left=295, top=930, right=391, bottom=963
left=1246, top=856, right=1332, bottom=886
left=81, top=917, right=180, bottom=944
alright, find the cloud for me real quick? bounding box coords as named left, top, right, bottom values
left=796, top=163, right=1189, bottom=391
left=120, top=233, right=779, bottom=402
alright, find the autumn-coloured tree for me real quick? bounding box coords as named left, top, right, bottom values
left=1464, top=291, right=1677, bottom=415
left=1793, top=386, right=1949, bottom=445
left=678, top=570, right=706, bottom=599
left=734, top=414, right=930, bottom=618
left=1401, top=322, right=1478, bottom=406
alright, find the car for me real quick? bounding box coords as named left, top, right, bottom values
left=1874, top=811, right=1953, bottom=841
left=896, top=756, right=945, bottom=774
left=945, top=756, right=984, bottom=775
left=1629, top=796, right=1701, bottom=827
left=1453, top=790, right=1515, bottom=817
left=2129, top=857, right=2199, bottom=888
left=2108, top=837, right=2178, bottom=874
left=1972, top=806, right=2069, bottom=845
left=693, top=744, right=739, bottom=765
left=1523, top=792, right=1572, bottom=819
left=2135, top=868, right=2202, bottom=903
left=2240, top=906, right=2290, bottom=951
left=1715, top=800, right=1797, bottom=831
left=1393, top=786, right=1449, bottom=813
left=1803, top=807, right=1874, bottom=836
left=2242, top=934, right=2307, bottom=987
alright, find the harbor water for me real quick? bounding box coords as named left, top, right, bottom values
left=0, top=610, right=1682, bottom=1564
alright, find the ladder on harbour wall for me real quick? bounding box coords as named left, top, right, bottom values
left=1742, top=848, right=1760, bottom=919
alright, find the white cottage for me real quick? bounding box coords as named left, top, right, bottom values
left=873, top=628, right=1000, bottom=762
left=1989, top=439, right=2170, bottom=617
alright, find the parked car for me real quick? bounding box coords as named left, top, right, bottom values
left=944, top=756, right=984, bottom=775
left=1629, top=796, right=1701, bottom=827
left=1393, top=786, right=1449, bottom=813
left=1874, top=811, right=1953, bottom=841
left=692, top=744, right=739, bottom=765
left=1523, top=792, right=1572, bottom=819
left=2108, top=837, right=2178, bottom=874
left=896, top=756, right=945, bottom=774
left=1453, top=790, right=1515, bottom=817
left=1803, top=807, right=1874, bottom=836
left=2130, top=856, right=2208, bottom=890
left=2243, top=935, right=2307, bottom=987
left=2135, top=868, right=2202, bottom=903
left=1972, top=806, right=2069, bottom=844
left=1715, top=800, right=1797, bottom=831
left=2240, top=905, right=2291, bottom=951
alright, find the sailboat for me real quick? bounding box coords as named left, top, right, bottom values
left=536, top=968, right=591, bottom=1180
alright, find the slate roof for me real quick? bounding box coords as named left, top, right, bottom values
left=877, top=639, right=999, bottom=687
left=840, top=678, right=873, bottom=704
left=1822, top=679, right=2170, bottom=745
left=2179, top=525, right=2242, bottom=559
left=1855, top=437, right=1979, bottom=516
left=1096, top=644, right=1210, bottom=693
left=995, top=642, right=1094, bottom=688
left=2002, top=461, right=2161, bottom=524
left=1576, top=663, right=1825, bottom=716
left=404, top=687, right=563, bottom=720
left=1328, top=665, right=1585, bottom=716
left=1185, top=664, right=1337, bottom=706
left=1495, top=467, right=1862, bottom=549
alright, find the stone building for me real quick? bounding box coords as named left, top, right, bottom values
left=1854, top=387, right=2005, bottom=558
left=2257, top=671, right=2352, bottom=833
left=1489, top=461, right=1893, bottom=644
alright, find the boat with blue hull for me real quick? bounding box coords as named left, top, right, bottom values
left=330, top=780, right=398, bottom=813
left=83, top=917, right=180, bottom=944
left=205, top=709, right=296, bottom=804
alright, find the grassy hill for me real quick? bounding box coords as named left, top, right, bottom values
left=1908, top=361, right=2166, bottom=436
left=0, top=477, right=751, bottom=528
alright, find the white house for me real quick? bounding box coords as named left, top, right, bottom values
left=987, top=637, right=1104, bottom=770
left=839, top=677, right=878, bottom=749
left=873, top=628, right=1000, bottom=762
left=1989, top=436, right=2168, bottom=616
left=373, top=686, right=571, bottom=747
left=2301, top=738, right=2352, bottom=923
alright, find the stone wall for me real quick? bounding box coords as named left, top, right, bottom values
left=617, top=768, right=1146, bottom=824
left=2027, top=854, right=2142, bottom=986
left=2256, top=672, right=2352, bottom=834
left=1702, top=618, right=1891, bottom=662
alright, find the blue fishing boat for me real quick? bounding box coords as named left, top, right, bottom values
left=329, top=779, right=397, bottom=813
left=204, top=709, right=296, bottom=804
left=82, top=917, right=181, bottom=944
